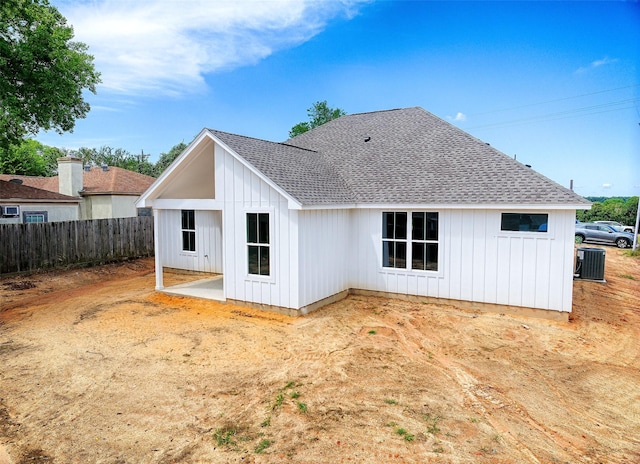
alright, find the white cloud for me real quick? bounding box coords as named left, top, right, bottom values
left=447, top=112, right=466, bottom=122
left=602, top=183, right=612, bottom=189
left=55, top=0, right=370, bottom=96
left=575, top=56, right=618, bottom=74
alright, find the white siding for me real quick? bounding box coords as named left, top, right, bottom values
left=298, top=209, right=351, bottom=307
left=215, top=145, right=299, bottom=309
left=158, top=209, right=222, bottom=273
left=350, top=209, right=576, bottom=312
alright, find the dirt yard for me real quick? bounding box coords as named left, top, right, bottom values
left=1, top=246, right=639, bottom=464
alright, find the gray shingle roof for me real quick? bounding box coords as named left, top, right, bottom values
left=211, top=107, right=589, bottom=207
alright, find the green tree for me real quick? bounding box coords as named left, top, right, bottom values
left=577, top=197, right=638, bottom=226
left=288, top=101, right=346, bottom=138
left=0, top=138, right=61, bottom=176
left=154, top=142, right=187, bottom=175
left=0, top=0, right=101, bottom=149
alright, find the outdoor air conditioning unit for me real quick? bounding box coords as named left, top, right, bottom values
left=1, top=205, right=20, bottom=217
left=574, top=247, right=606, bottom=281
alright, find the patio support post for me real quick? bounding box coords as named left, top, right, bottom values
left=154, top=209, right=164, bottom=290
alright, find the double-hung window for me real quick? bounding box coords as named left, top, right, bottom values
left=181, top=210, right=195, bottom=252
left=411, top=212, right=438, bottom=271
left=24, top=212, right=47, bottom=223
left=383, top=211, right=439, bottom=271
left=247, top=213, right=270, bottom=276
left=382, top=212, right=407, bottom=268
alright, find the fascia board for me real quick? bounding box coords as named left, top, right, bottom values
left=299, top=203, right=591, bottom=211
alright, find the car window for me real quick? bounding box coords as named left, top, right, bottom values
left=585, top=225, right=597, bottom=230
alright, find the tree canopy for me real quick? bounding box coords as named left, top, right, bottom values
left=288, top=101, right=346, bottom=138
left=577, top=197, right=638, bottom=226
left=0, top=138, right=61, bottom=176
left=0, top=0, right=101, bottom=149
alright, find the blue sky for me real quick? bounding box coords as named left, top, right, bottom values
left=40, top=0, right=639, bottom=198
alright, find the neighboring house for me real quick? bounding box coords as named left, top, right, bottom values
left=0, top=157, right=155, bottom=220
left=0, top=179, right=80, bottom=224
left=137, top=107, right=590, bottom=320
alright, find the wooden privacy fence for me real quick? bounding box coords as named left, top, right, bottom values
left=0, top=216, right=154, bottom=274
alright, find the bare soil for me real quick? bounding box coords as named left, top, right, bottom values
left=0, top=247, right=639, bottom=463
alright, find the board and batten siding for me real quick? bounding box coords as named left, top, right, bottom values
left=350, top=209, right=576, bottom=312
left=297, top=209, right=351, bottom=308
left=157, top=209, right=223, bottom=273
left=215, top=144, right=299, bottom=309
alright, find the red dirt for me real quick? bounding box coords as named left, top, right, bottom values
left=0, top=247, right=639, bottom=463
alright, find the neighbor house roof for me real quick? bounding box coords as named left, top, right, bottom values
left=209, top=107, right=589, bottom=207
left=0, top=166, right=155, bottom=196
left=0, top=180, right=80, bottom=202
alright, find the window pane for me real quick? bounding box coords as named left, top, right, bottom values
left=181, top=210, right=194, bottom=230
left=426, top=212, right=438, bottom=240
left=182, top=231, right=195, bottom=252
left=258, top=213, right=269, bottom=244
left=395, top=241, right=406, bottom=268
left=260, top=246, right=270, bottom=275
left=247, top=213, right=257, bottom=243
left=248, top=245, right=259, bottom=274
left=382, top=241, right=393, bottom=267
left=412, top=212, right=425, bottom=241
left=412, top=242, right=425, bottom=270
left=383, top=212, right=394, bottom=239
left=425, top=243, right=438, bottom=271
left=395, top=212, right=407, bottom=239
left=501, top=213, right=548, bottom=232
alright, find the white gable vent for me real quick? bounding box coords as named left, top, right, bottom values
left=2, top=205, right=20, bottom=217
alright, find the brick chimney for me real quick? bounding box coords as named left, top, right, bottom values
left=57, top=157, right=83, bottom=197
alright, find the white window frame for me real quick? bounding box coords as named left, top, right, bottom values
left=181, top=209, right=196, bottom=253
left=245, top=209, right=274, bottom=282
left=23, top=211, right=47, bottom=223
left=381, top=210, right=440, bottom=274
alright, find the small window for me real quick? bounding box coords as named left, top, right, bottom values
left=501, top=213, right=548, bottom=233
left=382, top=212, right=407, bottom=268
left=181, top=210, right=195, bottom=252
left=24, top=212, right=47, bottom=223
left=247, top=213, right=270, bottom=276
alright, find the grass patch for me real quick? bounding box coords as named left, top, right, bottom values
left=290, top=391, right=301, bottom=399
left=368, top=330, right=377, bottom=335
left=254, top=439, right=272, bottom=454
left=297, top=401, right=308, bottom=414
left=260, top=416, right=271, bottom=427
left=395, top=427, right=414, bottom=441
left=618, top=273, right=637, bottom=280
left=424, top=413, right=441, bottom=435
left=384, top=398, right=398, bottom=405
left=272, top=393, right=284, bottom=410
left=213, top=427, right=237, bottom=447
left=623, top=248, right=640, bottom=258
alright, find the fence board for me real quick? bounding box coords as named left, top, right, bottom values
left=0, top=216, right=154, bottom=274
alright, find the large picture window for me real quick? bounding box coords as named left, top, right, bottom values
left=247, top=213, right=270, bottom=276
left=181, top=210, right=195, bottom=252
left=383, top=211, right=439, bottom=271
left=501, top=213, right=548, bottom=232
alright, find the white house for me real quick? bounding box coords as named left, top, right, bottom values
left=137, top=107, right=590, bottom=320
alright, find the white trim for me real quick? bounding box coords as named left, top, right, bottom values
left=149, top=199, right=223, bottom=210
left=300, top=203, right=590, bottom=211
left=154, top=209, right=164, bottom=290
left=244, top=207, right=276, bottom=284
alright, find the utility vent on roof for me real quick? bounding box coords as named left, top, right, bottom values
left=84, top=165, right=91, bottom=171
left=101, top=164, right=109, bottom=172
